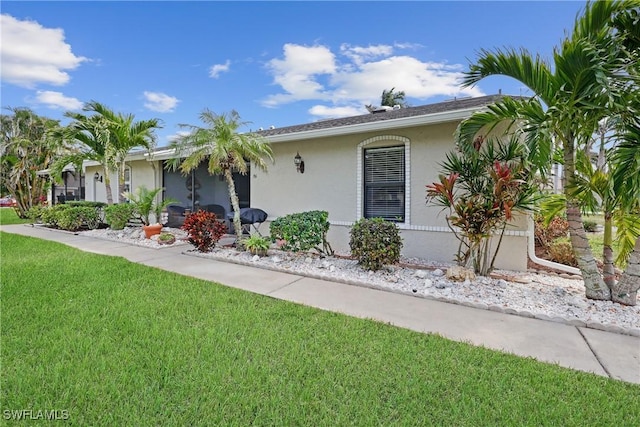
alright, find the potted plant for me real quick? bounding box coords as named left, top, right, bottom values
left=157, top=232, right=176, bottom=245
left=244, top=234, right=270, bottom=257
left=122, top=186, right=177, bottom=239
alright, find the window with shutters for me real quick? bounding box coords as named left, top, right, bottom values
left=363, top=146, right=405, bottom=222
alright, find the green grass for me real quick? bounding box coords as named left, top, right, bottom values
left=0, top=207, right=29, bottom=225
left=2, top=233, right=639, bottom=426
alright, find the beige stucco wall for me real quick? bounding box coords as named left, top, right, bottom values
left=84, top=160, right=161, bottom=204
left=252, top=121, right=530, bottom=271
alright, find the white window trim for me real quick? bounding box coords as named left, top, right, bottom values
left=356, top=135, right=410, bottom=223
left=122, top=165, right=132, bottom=201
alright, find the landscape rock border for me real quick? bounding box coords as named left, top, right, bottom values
left=184, top=247, right=640, bottom=338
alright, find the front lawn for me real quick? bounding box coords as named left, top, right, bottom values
left=1, top=233, right=639, bottom=426
left=0, top=207, right=29, bottom=225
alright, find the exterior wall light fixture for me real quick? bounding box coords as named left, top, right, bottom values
left=294, top=152, right=305, bottom=174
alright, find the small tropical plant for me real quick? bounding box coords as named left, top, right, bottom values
left=181, top=210, right=227, bottom=252
left=244, top=234, right=270, bottom=256
left=122, top=186, right=175, bottom=226
left=157, top=232, right=176, bottom=245
left=349, top=217, right=403, bottom=271
left=104, top=203, right=135, bottom=230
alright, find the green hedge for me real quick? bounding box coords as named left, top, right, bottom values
left=40, top=205, right=100, bottom=231
left=270, top=210, right=333, bottom=255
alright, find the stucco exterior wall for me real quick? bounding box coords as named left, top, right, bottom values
left=252, top=121, right=530, bottom=271
left=84, top=160, right=160, bottom=203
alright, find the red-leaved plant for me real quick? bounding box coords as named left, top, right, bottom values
left=426, top=136, right=537, bottom=275
left=181, top=210, right=228, bottom=252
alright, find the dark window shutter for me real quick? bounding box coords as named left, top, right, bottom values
left=364, top=146, right=404, bottom=221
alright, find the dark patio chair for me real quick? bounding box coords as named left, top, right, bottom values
left=166, top=204, right=187, bottom=228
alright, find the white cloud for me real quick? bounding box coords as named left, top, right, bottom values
left=143, top=91, right=180, bottom=113
left=308, top=104, right=365, bottom=119
left=340, top=43, right=394, bottom=65
left=263, top=42, right=484, bottom=119
left=33, top=91, right=83, bottom=110
left=0, top=14, right=87, bottom=88
left=209, top=60, right=231, bottom=78
left=263, top=44, right=336, bottom=106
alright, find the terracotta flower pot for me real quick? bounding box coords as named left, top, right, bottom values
left=143, top=223, right=163, bottom=239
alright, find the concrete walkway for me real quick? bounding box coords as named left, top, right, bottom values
left=2, top=224, right=639, bottom=384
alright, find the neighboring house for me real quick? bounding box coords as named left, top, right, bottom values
left=85, top=94, right=531, bottom=271
left=37, top=164, right=86, bottom=205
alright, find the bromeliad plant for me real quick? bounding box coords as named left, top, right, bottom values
left=181, top=210, right=227, bottom=252
left=426, top=136, right=537, bottom=275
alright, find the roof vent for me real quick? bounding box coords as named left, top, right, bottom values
left=269, top=125, right=275, bottom=129
left=372, top=106, right=394, bottom=114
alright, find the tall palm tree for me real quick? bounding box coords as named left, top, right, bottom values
left=53, top=112, right=116, bottom=203
left=455, top=1, right=639, bottom=302
left=1, top=108, right=63, bottom=216
left=610, top=121, right=640, bottom=304
left=167, top=109, right=274, bottom=240
left=84, top=101, right=160, bottom=203
left=53, top=102, right=160, bottom=204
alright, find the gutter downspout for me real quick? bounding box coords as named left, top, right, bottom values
left=527, top=216, right=581, bottom=276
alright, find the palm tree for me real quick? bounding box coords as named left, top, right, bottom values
left=366, top=87, right=409, bottom=112
left=83, top=102, right=160, bottom=203
left=455, top=1, right=639, bottom=302
left=610, top=121, right=640, bottom=304
left=53, top=102, right=160, bottom=205
left=52, top=112, right=116, bottom=203
left=1, top=108, right=63, bottom=216
left=167, top=109, right=274, bottom=240
left=381, top=87, right=408, bottom=107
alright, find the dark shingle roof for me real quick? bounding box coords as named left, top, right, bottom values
left=257, top=94, right=516, bottom=137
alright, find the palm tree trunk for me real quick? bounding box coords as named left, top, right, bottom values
left=224, top=168, right=242, bottom=239
left=563, top=140, right=610, bottom=300
left=103, top=167, right=114, bottom=205
left=602, top=211, right=615, bottom=288
left=118, top=161, right=126, bottom=204
left=566, top=202, right=610, bottom=299
left=611, top=236, right=640, bottom=306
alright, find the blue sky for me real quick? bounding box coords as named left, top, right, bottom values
left=2, top=1, right=588, bottom=146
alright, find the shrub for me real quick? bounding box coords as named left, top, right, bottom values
left=548, top=239, right=577, bottom=267
left=582, top=220, right=598, bottom=232
left=105, top=203, right=135, bottom=230
left=67, top=201, right=107, bottom=208
left=57, top=206, right=100, bottom=231
left=349, top=217, right=403, bottom=271
left=269, top=210, right=333, bottom=255
left=40, top=204, right=70, bottom=228
left=181, top=210, right=227, bottom=252
left=25, top=205, right=46, bottom=223
left=534, top=214, right=569, bottom=249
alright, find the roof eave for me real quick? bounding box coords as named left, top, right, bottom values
left=265, top=107, right=482, bottom=143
